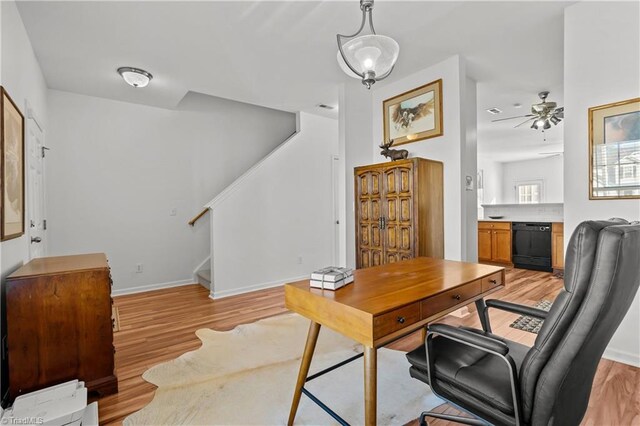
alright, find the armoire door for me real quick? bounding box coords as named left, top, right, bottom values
left=382, top=163, right=414, bottom=264
left=355, top=169, right=383, bottom=268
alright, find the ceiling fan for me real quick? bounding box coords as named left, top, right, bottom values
left=492, top=91, right=564, bottom=130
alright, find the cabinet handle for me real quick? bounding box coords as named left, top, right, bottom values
left=490, top=279, right=498, bottom=284
left=397, top=316, right=405, bottom=324
left=452, top=294, right=461, bottom=301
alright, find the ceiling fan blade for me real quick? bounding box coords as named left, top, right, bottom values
left=514, top=117, right=536, bottom=128
left=491, top=114, right=535, bottom=122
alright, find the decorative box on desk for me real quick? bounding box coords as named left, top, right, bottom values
left=5, top=253, right=117, bottom=400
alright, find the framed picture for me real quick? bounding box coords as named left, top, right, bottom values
left=1, top=87, right=25, bottom=241
left=589, top=97, right=640, bottom=200
left=383, top=79, right=443, bottom=146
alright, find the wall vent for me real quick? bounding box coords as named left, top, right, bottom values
left=486, top=107, right=502, bottom=115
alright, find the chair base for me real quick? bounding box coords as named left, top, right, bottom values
left=419, top=410, right=489, bottom=426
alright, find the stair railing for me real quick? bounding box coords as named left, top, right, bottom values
left=188, top=208, right=209, bottom=227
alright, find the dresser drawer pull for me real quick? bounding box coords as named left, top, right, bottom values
left=397, top=316, right=405, bottom=324
left=452, top=294, right=461, bottom=301
left=490, top=279, right=498, bottom=284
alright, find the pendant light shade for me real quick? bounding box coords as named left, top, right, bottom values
left=337, top=0, right=399, bottom=89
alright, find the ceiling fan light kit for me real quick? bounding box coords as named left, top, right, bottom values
left=336, top=0, right=400, bottom=89
left=492, top=91, right=564, bottom=130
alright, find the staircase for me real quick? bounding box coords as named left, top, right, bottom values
left=193, top=112, right=340, bottom=299
left=196, top=269, right=211, bottom=289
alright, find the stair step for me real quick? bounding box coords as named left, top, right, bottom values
left=196, top=269, right=211, bottom=290
left=197, top=269, right=211, bottom=283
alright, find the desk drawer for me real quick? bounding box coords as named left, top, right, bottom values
left=374, top=302, right=421, bottom=337
left=422, top=280, right=481, bottom=319
left=482, top=272, right=504, bottom=292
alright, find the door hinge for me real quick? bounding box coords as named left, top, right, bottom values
left=43, top=219, right=47, bottom=230
left=42, top=146, right=50, bottom=158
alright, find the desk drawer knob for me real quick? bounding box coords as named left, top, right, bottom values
left=490, top=279, right=498, bottom=285
left=397, top=316, right=405, bottom=324
left=452, top=294, right=461, bottom=301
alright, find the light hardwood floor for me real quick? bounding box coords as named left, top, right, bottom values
left=99, top=268, right=640, bottom=425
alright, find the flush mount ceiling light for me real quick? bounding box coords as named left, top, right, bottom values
left=117, top=67, right=153, bottom=88
left=336, top=0, right=399, bottom=89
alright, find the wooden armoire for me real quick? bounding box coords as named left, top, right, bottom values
left=354, top=157, right=444, bottom=268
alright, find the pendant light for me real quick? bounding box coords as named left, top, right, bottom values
left=336, top=0, right=399, bottom=89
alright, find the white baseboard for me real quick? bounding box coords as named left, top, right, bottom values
left=111, top=278, right=195, bottom=296
left=602, top=347, right=640, bottom=367
left=210, top=275, right=308, bottom=299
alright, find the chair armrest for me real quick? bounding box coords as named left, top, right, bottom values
left=428, top=323, right=509, bottom=356
left=486, top=299, right=548, bottom=319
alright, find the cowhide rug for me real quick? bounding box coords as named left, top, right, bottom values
left=124, top=313, right=441, bottom=425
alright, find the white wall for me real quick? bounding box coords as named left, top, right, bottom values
left=478, top=157, right=503, bottom=206
left=500, top=156, right=564, bottom=204
left=564, top=1, right=640, bottom=366
left=0, top=0, right=48, bottom=286
left=340, top=83, right=373, bottom=269
left=46, top=90, right=296, bottom=294
left=210, top=112, right=339, bottom=298
left=350, top=55, right=476, bottom=262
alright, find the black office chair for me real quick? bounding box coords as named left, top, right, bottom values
left=406, top=219, right=640, bottom=426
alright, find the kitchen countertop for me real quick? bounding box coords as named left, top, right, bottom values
left=480, top=217, right=563, bottom=223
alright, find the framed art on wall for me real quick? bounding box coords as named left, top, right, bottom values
left=1, top=87, right=25, bottom=241
left=589, top=97, right=640, bottom=200
left=383, top=79, right=443, bottom=146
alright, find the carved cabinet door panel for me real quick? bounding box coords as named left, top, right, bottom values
left=355, top=170, right=384, bottom=268
left=383, top=164, right=415, bottom=261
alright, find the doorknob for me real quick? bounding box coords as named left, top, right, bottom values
left=31, top=237, right=42, bottom=243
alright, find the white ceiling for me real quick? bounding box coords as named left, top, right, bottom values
left=16, top=0, right=571, bottom=162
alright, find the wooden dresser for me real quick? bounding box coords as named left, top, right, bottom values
left=354, top=158, right=444, bottom=268
left=5, top=253, right=117, bottom=399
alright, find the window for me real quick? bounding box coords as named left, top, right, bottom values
left=517, top=183, right=541, bottom=204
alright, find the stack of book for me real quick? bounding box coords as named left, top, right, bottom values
left=310, top=267, right=354, bottom=290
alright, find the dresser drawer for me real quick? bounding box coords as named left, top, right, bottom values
left=478, top=221, right=511, bottom=230
left=482, top=271, right=504, bottom=292
left=373, top=302, right=421, bottom=337
left=422, top=280, right=481, bottom=319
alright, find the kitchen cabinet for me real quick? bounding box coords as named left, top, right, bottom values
left=552, top=222, right=564, bottom=270
left=478, top=221, right=512, bottom=264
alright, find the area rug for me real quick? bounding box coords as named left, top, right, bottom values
left=509, top=300, right=553, bottom=334
left=124, top=313, right=442, bottom=425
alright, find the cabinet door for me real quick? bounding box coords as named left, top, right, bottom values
left=355, top=170, right=383, bottom=268
left=492, top=230, right=512, bottom=263
left=383, top=164, right=414, bottom=261
left=552, top=223, right=564, bottom=269
left=478, top=229, right=493, bottom=261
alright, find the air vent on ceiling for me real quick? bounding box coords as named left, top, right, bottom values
left=317, top=104, right=335, bottom=110
left=486, top=108, right=502, bottom=115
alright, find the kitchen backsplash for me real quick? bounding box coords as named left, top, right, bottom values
left=481, top=203, right=564, bottom=222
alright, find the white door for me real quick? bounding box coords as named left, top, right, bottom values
left=27, top=115, right=46, bottom=259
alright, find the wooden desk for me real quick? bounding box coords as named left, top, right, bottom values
left=285, top=257, right=505, bottom=426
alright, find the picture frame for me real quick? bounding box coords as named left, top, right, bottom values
left=1, top=87, right=25, bottom=241
left=383, top=79, right=443, bottom=146
left=588, top=97, right=640, bottom=200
